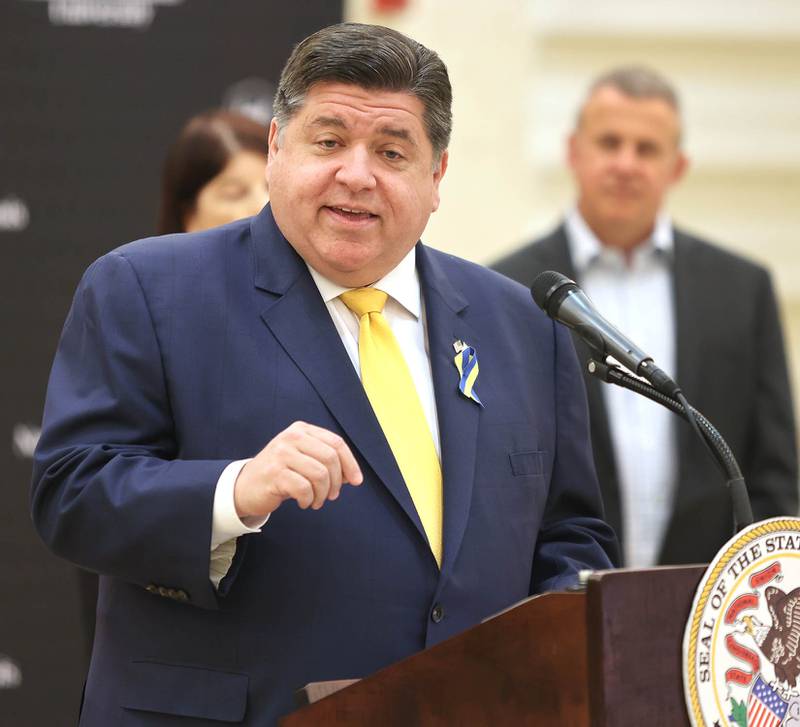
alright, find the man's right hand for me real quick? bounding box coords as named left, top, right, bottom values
left=233, top=421, right=363, bottom=519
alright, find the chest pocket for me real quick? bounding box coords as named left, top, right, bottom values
left=509, top=450, right=545, bottom=477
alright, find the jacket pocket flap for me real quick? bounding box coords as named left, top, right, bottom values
left=508, top=450, right=545, bottom=477
left=122, top=660, right=248, bottom=722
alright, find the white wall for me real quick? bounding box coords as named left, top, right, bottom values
left=346, top=0, right=800, bottom=422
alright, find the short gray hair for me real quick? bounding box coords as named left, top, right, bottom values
left=578, top=65, right=682, bottom=140
left=273, top=23, right=452, bottom=159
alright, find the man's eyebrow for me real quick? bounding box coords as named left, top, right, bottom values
left=379, top=126, right=417, bottom=145
left=307, top=115, right=348, bottom=130
left=305, top=116, right=417, bottom=146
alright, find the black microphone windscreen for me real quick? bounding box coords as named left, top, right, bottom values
left=530, top=270, right=575, bottom=315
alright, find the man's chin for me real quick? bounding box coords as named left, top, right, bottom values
left=601, top=207, right=648, bottom=227
left=313, top=252, right=385, bottom=288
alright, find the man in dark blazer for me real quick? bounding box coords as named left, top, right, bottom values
left=31, top=24, right=617, bottom=725
left=494, top=66, right=797, bottom=568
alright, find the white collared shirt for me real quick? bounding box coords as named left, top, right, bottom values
left=307, top=246, right=441, bottom=457
left=209, top=246, right=440, bottom=587
left=565, top=208, right=677, bottom=568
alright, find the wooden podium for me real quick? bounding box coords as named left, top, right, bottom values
left=280, top=566, right=706, bottom=726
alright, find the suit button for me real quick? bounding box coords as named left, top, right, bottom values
left=158, top=586, right=170, bottom=597
left=431, top=603, right=444, bottom=623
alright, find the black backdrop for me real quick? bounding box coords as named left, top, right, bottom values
left=0, top=2, right=341, bottom=724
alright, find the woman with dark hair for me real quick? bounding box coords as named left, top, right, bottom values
left=157, top=109, right=268, bottom=234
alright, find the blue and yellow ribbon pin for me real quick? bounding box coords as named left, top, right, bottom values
left=453, top=340, right=483, bottom=407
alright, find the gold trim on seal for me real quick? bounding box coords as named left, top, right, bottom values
left=685, top=518, right=800, bottom=724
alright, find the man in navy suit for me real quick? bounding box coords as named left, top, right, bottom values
left=32, top=23, right=617, bottom=725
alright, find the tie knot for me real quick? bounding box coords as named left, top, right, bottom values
left=340, top=288, right=388, bottom=318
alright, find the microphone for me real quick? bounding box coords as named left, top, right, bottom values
left=531, top=270, right=680, bottom=398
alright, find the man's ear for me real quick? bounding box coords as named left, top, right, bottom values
left=671, top=150, right=689, bottom=185
left=431, top=150, right=448, bottom=213
left=567, top=132, right=579, bottom=171
left=267, top=118, right=280, bottom=163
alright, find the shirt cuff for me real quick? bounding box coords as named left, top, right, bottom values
left=211, top=459, right=268, bottom=551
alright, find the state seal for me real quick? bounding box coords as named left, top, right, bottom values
left=684, top=517, right=800, bottom=727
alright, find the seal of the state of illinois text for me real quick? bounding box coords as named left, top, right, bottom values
left=685, top=518, right=800, bottom=727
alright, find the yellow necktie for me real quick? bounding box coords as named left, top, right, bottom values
left=340, top=288, right=443, bottom=567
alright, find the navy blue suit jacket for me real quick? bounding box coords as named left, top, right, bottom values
left=32, top=206, right=617, bottom=725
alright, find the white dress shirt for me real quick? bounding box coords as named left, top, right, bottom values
left=209, top=246, right=440, bottom=587
left=565, top=208, right=677, bottom=568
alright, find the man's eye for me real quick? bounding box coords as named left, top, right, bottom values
left=597, top=136, right=620, bottom=151
left=383, top=150, right=403, bottom=161
left=318, top=139, right=338, bottom=149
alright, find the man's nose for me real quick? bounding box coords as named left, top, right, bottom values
left=612, top=145, right=639, bottom=173
left=335, top=146, right=377, bottom=191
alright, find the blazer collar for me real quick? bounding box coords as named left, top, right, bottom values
left=251, top=204, right=306, bottom=295
left=250, top=207, right=426, bottom=542
left=251, top=207, right=480, bottom=576
left=538, top=226, right=623, bottom=539
left=672, top=229, right=702, bottom=403
left=670, top=229, right=705, bottom=503
left=417, top=245, right=481, bottom=581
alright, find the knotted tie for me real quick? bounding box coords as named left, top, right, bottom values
left=340, top=287, right=443, bottom=566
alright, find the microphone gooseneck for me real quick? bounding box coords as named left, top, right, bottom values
left=530, top=269, right=753, bottom=535
left=586, top=358, right=753, bottom=532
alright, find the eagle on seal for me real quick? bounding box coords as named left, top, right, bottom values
left=743, top=586, right=800, bottom=686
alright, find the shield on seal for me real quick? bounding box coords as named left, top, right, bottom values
left=748, top=675, right=788, bottom=727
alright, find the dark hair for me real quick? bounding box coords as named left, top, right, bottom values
left=273, top=22, right=452, bottom=159
left=157, top=110, right=268, bottom=234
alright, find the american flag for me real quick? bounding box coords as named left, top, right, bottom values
left=748, top=676, right=789, bottom=727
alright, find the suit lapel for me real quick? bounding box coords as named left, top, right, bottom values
left=417, top=245, right=480, bottom=579
left=524, top=227, right=623, bottom=539
left=661, top=231, right=704, bottom=554
left=250, top=207, right=428, bottom=544
left=672, top=231, right=704, bottom=428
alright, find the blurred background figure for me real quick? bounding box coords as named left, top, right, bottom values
left=158, top=109, right=268, bottom=234
left=493, top=66, right=798, bottom=568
